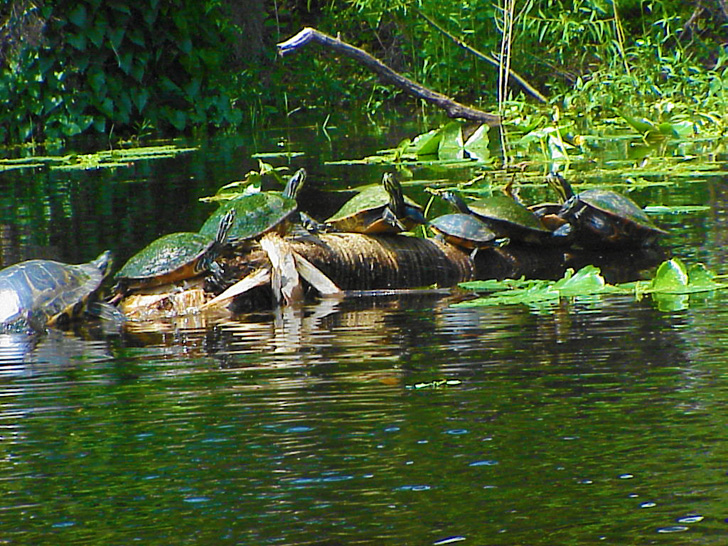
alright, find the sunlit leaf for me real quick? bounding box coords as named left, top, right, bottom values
left=412, top=128, right=442, bottom=157
left=438, top=122, right=465, bottom=160
left=463, top=125, right=489, bottom=161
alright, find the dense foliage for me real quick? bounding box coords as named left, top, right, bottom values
left=1, top=0, right=726, bottom=145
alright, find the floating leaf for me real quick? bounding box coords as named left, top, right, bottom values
left=463, top=124, right=490, bottom=161
left=438, top=122, right=465, bottom=160
left=649, top=258, right=688, bottom=293
left=412, top=128, right=442, bottom=157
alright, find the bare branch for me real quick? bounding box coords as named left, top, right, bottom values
left=277, top=27, right=500, bottom=126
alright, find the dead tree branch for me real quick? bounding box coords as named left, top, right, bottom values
left=277, top=27, right=501, bottom=126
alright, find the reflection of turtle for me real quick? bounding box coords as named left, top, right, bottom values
left=546, top=173, right=668, bottom=248
left=115, top=209, right=235, bottom=294
left=441, top=191, right=560, bottom=245
left=326, top=173, right=426, bottom=234
left=0, top=251, right=113, bottom=331
left=199, top=168, right=307, bottom=245
left=429, top=213, right=505, bottom=255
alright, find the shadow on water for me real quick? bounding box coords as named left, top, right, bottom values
left=1, top=126, right=728, bottom=544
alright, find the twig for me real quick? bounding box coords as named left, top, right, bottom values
left=277, top=27, right=500, bottom=126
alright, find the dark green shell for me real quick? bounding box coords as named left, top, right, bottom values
left=465, top=194, right=550, bottom=233
left=576, top=189, right=666, bottom=231
left=326, top=175, right=425, bottom=234
left=116, top=209, right=234, bottom=289
left=199, top=168, right=305, bottom=244
left=429, top=213, right=498, bottom=249
left=199, top=192, right=296, bottom=243
left=0, top=251, right=112, bottom=331
left=116, top=232, right=213, bottom=285
left=443, top=191, right=551, bottom=245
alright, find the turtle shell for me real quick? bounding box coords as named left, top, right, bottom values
left=546, top=173, right=667, bottom=248
left=429, top=213, right=499, bottom=250
left=326, top=174, right=425, bottom=234
left=562, top=189, right=668, bottom=248
left=199, top=168, right=305, bottom=244
left=444, top=192, right=552, bottom=245
left=0, top=251, right=112, bottom=331
left=116, top=209, right=234, bottom=291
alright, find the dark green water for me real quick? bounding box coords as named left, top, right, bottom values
left=1, top=124, right=727, bottom=544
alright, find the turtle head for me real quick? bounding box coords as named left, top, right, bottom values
left=283, top=168, right=307, bottom=200
left=440, top=191, right=470, bottom=214
left=546, top=172, right=575, bottom=203
left=215, top=208, right=237, bottom=245
left=382, top=172, right=405, bottom=217
left=92, top=250, right=114, bottom=279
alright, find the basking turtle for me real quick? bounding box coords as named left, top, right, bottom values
left=546, top=173, right=668, bottom=248
left=428, top=213, right=506, bottom=255
left=115, top=209, right=235, bottom=294
left=441, top=191, right=563, bottom=246
left=0, top=251, right=113, bottom=332
left=325, top=173, right=426, bottom=234
left=199, top=168, right=307, bottom=245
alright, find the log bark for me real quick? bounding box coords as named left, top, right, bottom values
left=277, top=27, right=500, bottom=126
left=288, top=232, right=476, bottom=290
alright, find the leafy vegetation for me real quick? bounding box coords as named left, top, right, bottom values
left=457, top=258, right=728, bottom=312
left=1, top=0, right=726, bottom=147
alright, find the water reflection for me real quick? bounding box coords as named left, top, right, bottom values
left=2, top=130, right=728, bottom=544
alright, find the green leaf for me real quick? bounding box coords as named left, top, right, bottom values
left=66, top=33, right=87, bottom=51
left=552, top=265, right=615, bottom=296
left=649, top=258, right=688, bottom=293
left=131, top=88, right=149, bottom=112
left=463, top=125, right=489, bottom=161
left=438, top=122, right=465, bottom=160
left=108, top=27, right=125, bottom=51
left=87, top=22, right=106, bottom=48
left=413, top=129, right=442, bottom=157
left=68, top=4, right=87, bottom=28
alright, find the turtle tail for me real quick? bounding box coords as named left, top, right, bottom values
left=382, top=172, right=406, bottom=218
left=283, top=168, right=307, bottom=200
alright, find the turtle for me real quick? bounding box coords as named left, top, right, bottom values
left=114, top=208, right=235, bottom=294
left=428, top=213, right=507, bottom=255
left=0, top=251, right=113, bottom=332
left=440, top=190, right=564, bottom=246
left=325, top=172, right=426, bottom=234
left=198, top=168, right=307, bottom=245
left=546, top=173, right=668, bottom=248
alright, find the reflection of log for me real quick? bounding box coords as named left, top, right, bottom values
left=277, top=27, right=500, bottom=126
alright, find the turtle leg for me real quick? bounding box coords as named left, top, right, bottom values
left=298, top=212, right=327, bottom=234
left=381, top=207, right=406, bottom=232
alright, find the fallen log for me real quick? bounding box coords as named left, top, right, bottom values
left=277, top=27, right=500, bottom=126
left=116, top=232, right=666, bottom=322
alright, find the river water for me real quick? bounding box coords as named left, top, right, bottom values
left=0, top=122, right=727, bottom=544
